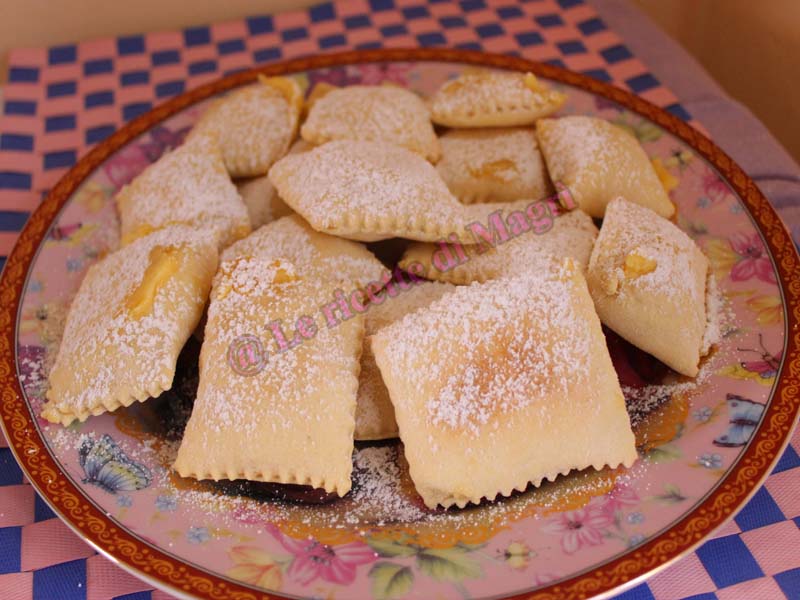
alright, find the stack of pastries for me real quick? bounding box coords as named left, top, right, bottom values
left=43, top=70, right=711, bottom=509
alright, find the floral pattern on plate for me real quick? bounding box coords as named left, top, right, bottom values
left=13, top=60, right=787, bottom=599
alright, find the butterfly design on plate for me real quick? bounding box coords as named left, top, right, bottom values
left=665, top=148, right=694, bottom=172
left=50, top=223, right=81, bottom=241
left=612, top=114, right=663, bottom=143
left=738, top=334, right=782, bottom=380
left=46, top=222, right=99, bottom=249
left=713, top=394, right=765, bottom=448
left=79, top=434, right=152, bottom=494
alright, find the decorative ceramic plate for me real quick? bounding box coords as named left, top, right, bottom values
left=1, top=49, right=798, bottom=600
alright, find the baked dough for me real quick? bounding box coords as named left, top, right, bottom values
left=429, top=71, right=566, bottom=128
left=399, top=207, right=598, bottom=284
left=371, top=262, right=637, bottom=508
left=116, top=134, right=250, bottom=249
left=173, top=217, right=387, bottom=491
left=302, top=85, right=440, bottom=162
left=537, top=116, right=674, bottom=218
left=42, top=226, right=218, bottom=425
left=189, top=75, right=302, bottom=177
left=235, top=175, right=293, bottom=229
left=222, top=214, right=388, bottom=288
left=173, top=256, right=362, bottom=495
left=304, top=81, right=338, bottom=117
left=356, top=280, right=455, bottom=441
left=586, top=197, right=708, bottom=376
left=436, top=127, right=553, bottom=203
left=268, top=140, right=468, bottom=242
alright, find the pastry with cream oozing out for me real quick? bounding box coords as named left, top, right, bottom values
left=429, top=70, right=567, bottom=128
left=436, top=127, right=553, bottom=204
left=586, top=197, right=709, bottom=376
left=371, top=261, right=638, bottom=509
left=42, top=225, right=219, bottom=425
left=537, top=115, right=674, bottom=218
left=189, top=75, right=303, bottom=178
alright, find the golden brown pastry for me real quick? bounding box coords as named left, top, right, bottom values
left=372, top=262, right=637, bottom=508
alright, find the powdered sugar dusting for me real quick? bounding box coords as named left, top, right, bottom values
left=376, top=269, right=591, bottom=435
left=190, top=80, right=298, bottom=177
left=592, top=198, right=707, bottom=305
left=537, top=116, right=671, bottom=218
left=437, top=127, right=553, bottom=203
left=116, top=134, right=250, bottom=248
left=403, top=207, right=598, bottom=283
left=222, top=215, right=387, bottom=288
left=366, top=280, right=456, bottom=333
left=302, top=85, right=440, bottom=161
left=430, top=71, right=564, bottom=124
left=701, top=272, right=726, bottom=356
left=43, top=225, right=217, bottom=419
left=268, top=140, right=464, bottom=239
left=537, top=116, right=613, bottom=190
left=356, top=281, right=455, bottom=439
left=190, top=258, right=351, bottom=437
left=222, top=216, right=315, bottom=265
left=349, top=446, right=426, bottom=523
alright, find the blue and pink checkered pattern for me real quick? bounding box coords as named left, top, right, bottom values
left=0, top=0, right=798, bottom=598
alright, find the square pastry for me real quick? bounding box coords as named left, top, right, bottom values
left=356, top=280, right=455, bottom=441
left=173, top=256, right=363, bottom=494
left=371, top=262, right=637, bottom=508
left=42, top=225, right=219, bottom=425
left=173, top=230, right=378, bottom=494
left=586, top=197, right=709, bottom=376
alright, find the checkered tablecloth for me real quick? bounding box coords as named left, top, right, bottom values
left=0, top=1, right=798, bottom=599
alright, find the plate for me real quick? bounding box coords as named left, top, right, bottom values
left=1, top=49, right=798, bottom=600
